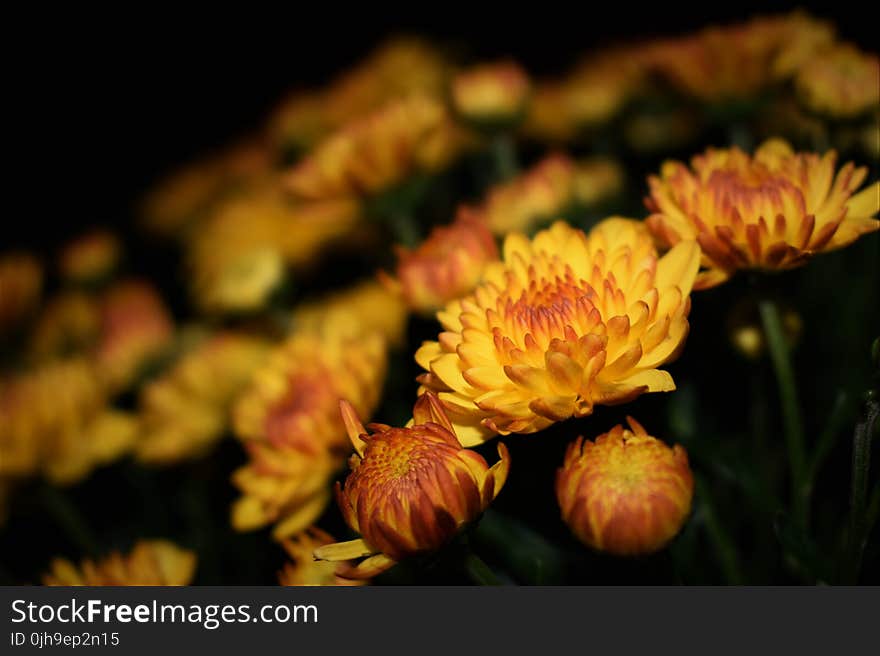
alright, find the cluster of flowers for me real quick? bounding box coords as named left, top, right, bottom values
left=0, top=11, right=877, bottom=585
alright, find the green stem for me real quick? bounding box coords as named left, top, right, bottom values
left=758, top=299, right=808, bottom=528
left=387, top=211, right=419, bottom=249
left=490, top=132, right=518, bottom=181
left=464, top=552, right=502, bottom=586
left=40, top=484, right=99, bottom=556
left=844, top=397, right=879, bottom=584
left=695, top=475, right=744, bottom=584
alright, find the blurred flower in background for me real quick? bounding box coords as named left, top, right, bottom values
left=794, top=44, right=880, bottom=120
left=0, top=253, right=42, bottom=334
left=43, top=540, right=196, bottom=586
left=451, top=60, right=531, bottom=128
left=58, top=229, right=121, bottom=287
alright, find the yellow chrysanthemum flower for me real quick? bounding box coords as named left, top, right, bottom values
left=58, top=229, right=121, bottom=286
left=646, top=139, right=880, bottom=289
left=416, top=219, right=699, bottom=445
left=556, top=417, right=693, bottom=556
left=0, top=252, right=42, bottom=332
left=43, top=540, right=196, bottom=586
left=292, top=279, right=409, bottom=348
left=136, top=331, right=272, bottom=465
left=380, top=213, right=499, bottom=316
left=278, top=528, right=366, bottom=586
left=93, top=280, right=174, bottom=393
left=314, top=393, right=510, bottom=579
left=284, top=94, right=467, bottom=202
left=451, top=60, right=531, bottom=125
left=231, top=327, right=387, bottom=539
left=795, top=44, right=880, bottom=119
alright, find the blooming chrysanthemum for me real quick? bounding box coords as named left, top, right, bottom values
left=646, top=139, right=880, bottom=289
left=462, top=154, right=577, bottom=235
left=380, top=213, right=499, bottom=316
left=292, top=279, right=409, bottom=348
left=314, top=393, right=510, bottom=579
left=416, top=219, right=700, bottom=444
left=0, top=252, right=42, bottom=332
left=284, top=94, right=467, bottom=202
left=795, top=44, right=880, bottom=119
left=58, top=229, right=121, bottom=286
left=43, top=540, right=196, bottom=586
left=451, top=60, right=531, bottom=126
left=268, top=38, right=450, bottom=153
left=231, top=327, right=387, bottom=539
left=29, top=292, right=100, bottom=362
left=278, top=527, right=366, bottom=586
left=135, top=331, right=272, bottom=465
left=556, top=417, right=693, bottom=556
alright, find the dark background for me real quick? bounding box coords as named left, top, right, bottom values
left=6, top=2, right=875, bottom=252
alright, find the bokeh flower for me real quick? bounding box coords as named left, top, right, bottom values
left=58, top=229, right=121, bottom=286
left=292, top=279, right=409, bottom=348
left=646, top=139, right=880, bottom=289
left=43, top=540, right=196, bottom=586
left=231, top=327, right=387, bottom=539
left=795, top=44, right=880, bottom=119
left=93, top=280, right=174, bottom=392
left=380, top=213, right=498, bottom=316
left=284, top=94, right=467, bottom=202
left=278, top=527, right=366, bottom=586
left=556, top=417, right=693, bottom=556
left=136, top=331, right=272, bottom=465
left=416, top=219, right=699, bottom=444
left=29, top=291, right=100, bottom=362
left=314, top=393, right=510, bottom=579
left=451, top=60, right=531, bottom=126
left=0, top=253, right=42, bottom=332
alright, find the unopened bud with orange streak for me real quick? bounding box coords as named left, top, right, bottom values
left=556, top=417, right=693, bottom=556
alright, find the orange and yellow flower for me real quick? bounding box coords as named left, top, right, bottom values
left=646, top=139, right=880, bottom=289
left=313, top=393, right=510, bottom=579
left=0, top=253, right=42, bottom=332
left=29, top=292, right=101, bottom=362
left=93, top=280, right=174, bottom=392
left=58, top=230, right=121, bottom=286
left=556, top=417, right=693, bottom=556
left=284, top=94, right=467, bottom=202
left=136, top=331, right=272, bottom=465
left=451, top=60, right=531, bottom=125
left=416, top=219, right=699, bottom=445
left=795, top=44, right=880, bottom=119
left=278, top=528, right=366, bottom=586
left=231, top=327, right=387, bottom=539
left=380, top=213, right=498, bottom=316
left=43, top=540, right=196, bottom=586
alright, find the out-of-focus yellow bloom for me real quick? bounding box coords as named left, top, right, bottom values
left=292, top=279, right=409, bottom=348
left=278, top=528, right=366, bottom=586
left=188, top=186, right=360, bottom=313
left=380, top=213, right=498, bottom=316
left=0, top=357, right=132, bottom=484
left=267, top=38, right=450, bottom=153
left=29, top=292, right=101, bottom=361
left=727, top=298, right=802, bottom=360
left=556, top=417, right=693, bottom=556
left=451, top=61, right=531, bottom=125
left=93, top=280, right=174, bottom=392
left=571, top=158, right=625, bottom=207
left=140, top=139, right=273, bottom=239
left=416, top=219, right=699, bottom=445
left=641, top=12, right=834, bottom=103
left=284, top=95, right=468, bottom=202
left=58, top=230, right=121, bottom=286
left=523, top=53, right=641, bottom=142
left=231, top=327, right=387, bottom=539
left=795, top=44, right=880, bottom=119
left=136, top=331, right=272, bottom=465
left=462, top=154, right=577, bottom=235
left=0, top=253, right=42, bottom=332
left=43, top=540, right=196, bottom=586
left=646, top=139, right=880, bottom=289
left=314, top=393, right=510, bottom=579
